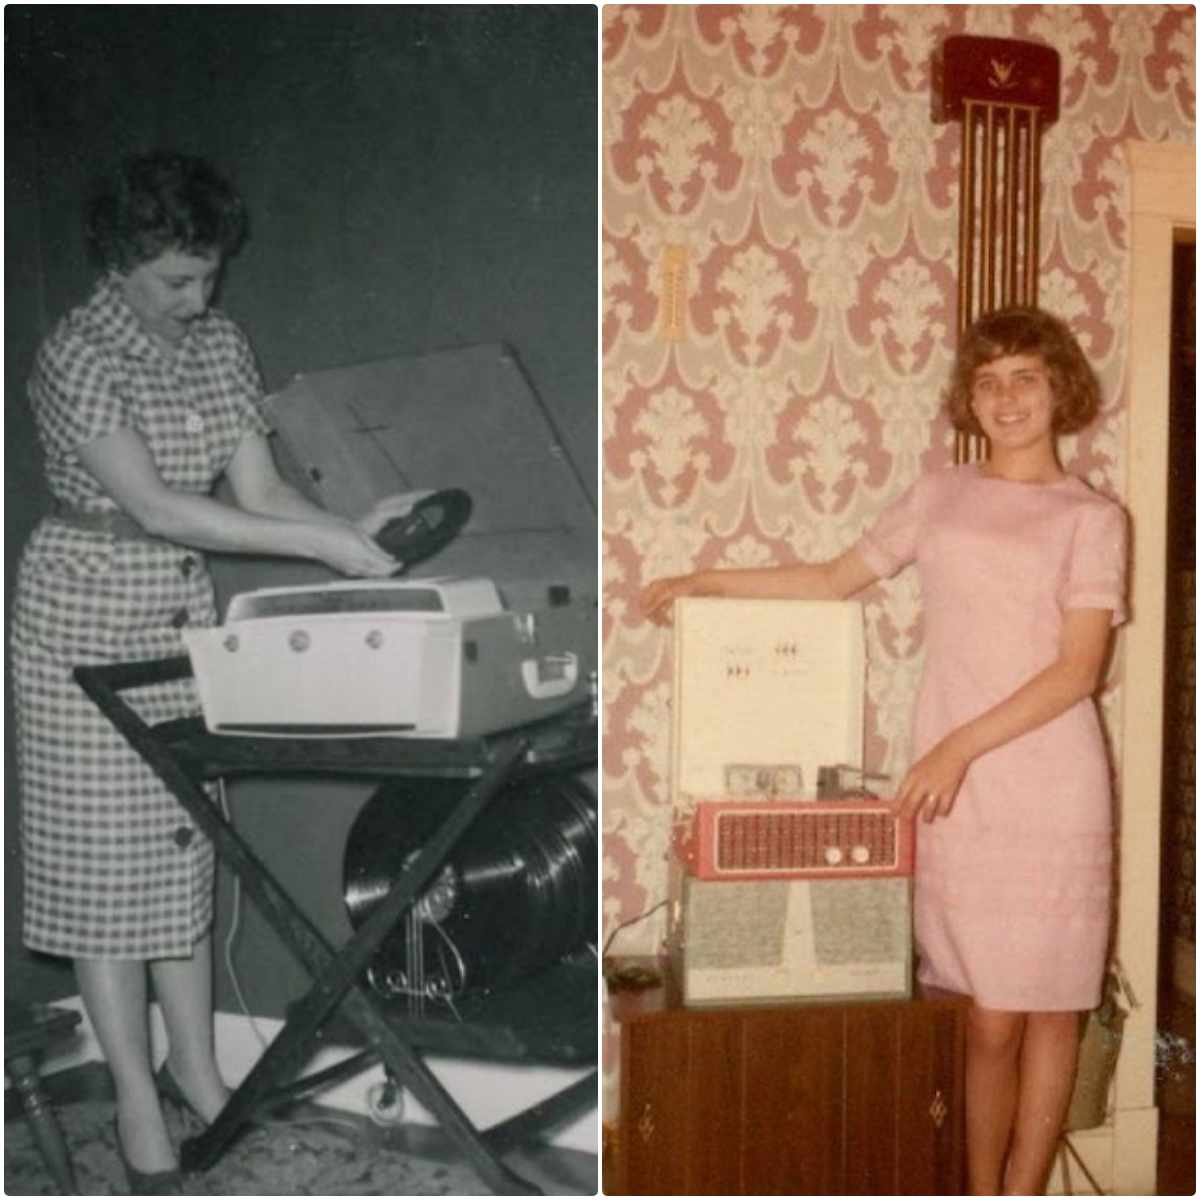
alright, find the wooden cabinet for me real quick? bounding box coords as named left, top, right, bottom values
left=608, top=960, right=966, bottom=1196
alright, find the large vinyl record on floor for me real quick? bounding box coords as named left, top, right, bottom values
left=343, top=773, right=596, bottom=1005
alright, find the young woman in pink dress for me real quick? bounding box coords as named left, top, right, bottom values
left=642, top=307, right=1128, bottom=1196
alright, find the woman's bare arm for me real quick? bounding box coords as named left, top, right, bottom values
left=641, top=546, right=881, bottom=625
left=895, top=606, right=1116, bottom=822
left=77, top=427, right=398, bottom=576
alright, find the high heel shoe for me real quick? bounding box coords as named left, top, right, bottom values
left=112, top=1115, right=185, bottom=1196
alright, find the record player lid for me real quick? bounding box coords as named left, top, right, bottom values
left=264, top=344, right=595, bottom=594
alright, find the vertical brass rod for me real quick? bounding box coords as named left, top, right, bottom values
left=956, top=104, right=976, bottom=463
left=1017, top=111, right=1031, bottom=304
left=1025, top=111, right=1042, bottom=307
left=959, top=102, right=977, bottom=332
left=1014, top=115, right=1027, bottom=303
left=1002, top=107, right=1019, bottom=305
left=980, top=104, right=996, bottom=315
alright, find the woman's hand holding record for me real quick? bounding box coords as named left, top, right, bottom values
left=370, top=488, right=472, bottom=574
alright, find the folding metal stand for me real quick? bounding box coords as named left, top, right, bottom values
left=75, top=656, right=598, bottom=1196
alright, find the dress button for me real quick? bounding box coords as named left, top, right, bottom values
left=173, top=826, right=195, bottom=849
left=180, top=556, right=196, bottom=578
left=171, top=607, right=190, bottom=629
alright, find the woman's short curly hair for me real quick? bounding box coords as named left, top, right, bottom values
left=86, top=152, right=247, bottom=272
left=945, top=307, right=1103, bottom=436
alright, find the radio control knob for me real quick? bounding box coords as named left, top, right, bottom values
left=824, top=846, right=844, bottom=866
left=851, top=844, right=871, bottom=864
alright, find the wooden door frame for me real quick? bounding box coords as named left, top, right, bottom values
left=1112, top=139, right=1195, bottom=1196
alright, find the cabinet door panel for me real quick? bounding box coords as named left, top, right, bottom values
left=685, top=1017, right=745, bottom=1194
left=844, top=1006, right=902, bottom=1194
left=893, top=1002, right=966, bottom=1195
left=741, top=1009, right=844, bottom=1195
left=620, top=1021, right=691, bottom=1195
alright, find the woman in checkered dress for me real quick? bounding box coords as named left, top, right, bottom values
left=12, top=153, right=418, bottom=1190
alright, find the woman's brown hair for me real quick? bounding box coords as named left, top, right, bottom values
left=946, top=307, right=1103, bottom=436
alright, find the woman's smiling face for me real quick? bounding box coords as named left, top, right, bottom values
left=969, top=353, right=1057, bottom=452
left=116, top=248, right=221, bottom=348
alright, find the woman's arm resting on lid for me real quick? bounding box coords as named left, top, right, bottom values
left=896, top=605, right=1117, bottom=822
left=77, top=426, right=398, bottom=576
left=641, top=546, right=881, bottom=626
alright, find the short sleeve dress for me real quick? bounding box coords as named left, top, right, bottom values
left=12, top=277, right=271, bottom=961
left=855, top=464, right=1128, bottom=1012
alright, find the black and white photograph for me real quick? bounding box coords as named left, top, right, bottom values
left=6, top=6, right=598, bottom=1195
left=600, top=5, right=1193, bottom=1197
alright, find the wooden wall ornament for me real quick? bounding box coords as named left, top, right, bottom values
left=933, top=35, right=1062, bottom=463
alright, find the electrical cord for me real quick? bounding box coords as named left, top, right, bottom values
left=601, top=899, right=669, bottom=959
left=217, top=779, right=272, bottom=1052
left=214, top=780, right=399, bottom=1130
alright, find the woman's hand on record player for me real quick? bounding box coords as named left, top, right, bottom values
left=895, top=737, right=970, bottom=824
left=641, top=572, right=703, bottom=626
left=356, top=491, right=436, bottom=539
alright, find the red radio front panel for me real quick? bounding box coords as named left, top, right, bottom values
left=677, top=799, right=914, bottom=881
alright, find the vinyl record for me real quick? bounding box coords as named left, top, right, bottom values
left=374, top=488, right=472, bottom=573
left=343, top=772, right=596, bottom=1007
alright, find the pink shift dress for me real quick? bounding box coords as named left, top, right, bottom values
left=855, top=464, right=1128, bottom=1012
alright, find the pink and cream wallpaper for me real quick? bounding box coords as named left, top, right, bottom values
left=601, top=3, right=1194, bottom=1112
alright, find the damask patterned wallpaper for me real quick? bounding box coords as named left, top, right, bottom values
left=601, top=4, right=1194, bottom=1112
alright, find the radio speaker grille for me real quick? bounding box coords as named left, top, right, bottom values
left=671, top=873, right=913, bottom=1005
left=678, top=800, right=914, bottom=881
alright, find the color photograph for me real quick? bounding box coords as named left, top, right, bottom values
left=6, top=6, right=598, bottom=1195
left=601, top=5, right=1194, bottom=1195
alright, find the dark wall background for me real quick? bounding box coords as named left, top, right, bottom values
left=5, top=5, right=597, bottom=1012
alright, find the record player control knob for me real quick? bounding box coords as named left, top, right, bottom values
left=851, top=844, right=871, bottom=864
left=223, top=635, right=239, bottom=653
left=824, top=846, right=844, bottom=866
left=365, top=630, right=384, bottom=649
left=288, top=629, right=311, bottom=653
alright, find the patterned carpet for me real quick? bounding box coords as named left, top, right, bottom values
left=5, top=1094, right=573, bottom=1196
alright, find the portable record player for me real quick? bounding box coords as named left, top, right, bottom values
left=254, top=342, right=597, bottom=677
left=182, top=576, right=583, bottom=738
left=199, top=343, right=596, bottom=741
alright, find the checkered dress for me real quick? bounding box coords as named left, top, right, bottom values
left=13, top=278, right=271, bottom=959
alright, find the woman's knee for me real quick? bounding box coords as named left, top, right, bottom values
left=968, top=1004, right=1027, bottom=1060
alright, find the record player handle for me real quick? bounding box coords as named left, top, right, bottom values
left=521, top=653, right=579, bottom=699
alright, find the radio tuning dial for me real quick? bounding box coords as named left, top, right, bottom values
left=824, top=846, right=844, bottom=866
left=852, top=845, right=871, bottom=864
